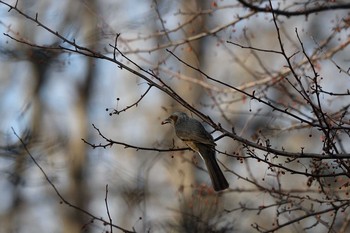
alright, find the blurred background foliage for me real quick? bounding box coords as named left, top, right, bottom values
left=0, top=0, right=350, bottom=232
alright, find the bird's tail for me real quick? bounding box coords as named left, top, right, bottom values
left=197, top=144, right=229, bottom=191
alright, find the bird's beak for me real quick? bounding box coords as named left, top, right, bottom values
left=161, top=117, right=171, bottom=125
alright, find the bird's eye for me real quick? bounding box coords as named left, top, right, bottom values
left=171, top=115, right=178, bottom=123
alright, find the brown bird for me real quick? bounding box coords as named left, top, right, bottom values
left=162, top=112, right=229, bottom=191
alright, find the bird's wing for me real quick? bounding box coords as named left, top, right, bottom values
left=178, top=132, right=216, bottom=146
left=175, top=120, right=216, bottom=146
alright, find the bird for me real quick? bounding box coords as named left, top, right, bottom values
left=161, top=111, right=229, bottom=191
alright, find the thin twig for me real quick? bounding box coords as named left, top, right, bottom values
left=105, top=184, right=113, bottom=233
left=11, top=127, right=135, bottom=233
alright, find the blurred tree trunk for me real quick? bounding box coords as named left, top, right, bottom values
left=169, top=0, right=206, bottom=196
left=3, top=1, right=59, bottom=231
left=61, top=1, right=97, bottom=233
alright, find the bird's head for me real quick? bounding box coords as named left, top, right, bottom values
left=161, top=112, right=188, bottom=125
